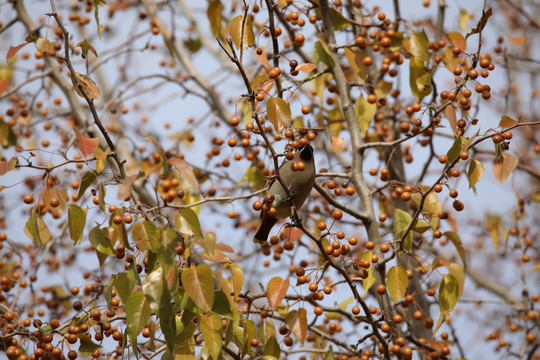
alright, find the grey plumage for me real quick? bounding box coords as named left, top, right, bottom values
left=254, top=144, right=316, bottom=242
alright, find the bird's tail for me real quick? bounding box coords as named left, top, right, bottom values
left=253, top=212, right=278, bottom=243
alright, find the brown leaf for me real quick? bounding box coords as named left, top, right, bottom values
left=74, top=73, right=101, bottom=100
left=444, top=106, right=458, bottom=137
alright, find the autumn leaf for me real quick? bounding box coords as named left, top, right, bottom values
left=295, top=63, right=317, bottom=72
left=387, top=265, right=408, bottom=301
left=354, top=95, right=376, bottom=136
left=207, top=0, right=222, bottom=37
left=267, top=277, right=289, bottom=310
left=181, top=264, right=215, bottom=312
left=77, top=39, right=98, bottom=59
left=266, top=97, right=291, bottom=134
left=36, top=37, right=54, bottom=52
left=286, top=308, right=307, bottom=345
left=467, top=158, right=485, bottom=188
left=74, top=128, right=100, bottom=159
left=403, top=30, right=430, bottom=62
left=228, top=15, right=255, bottom=50
left=6, top=42, right=29, bottom=61
left=330, top=135, right=344, bottom=155
left=73, top=73, right=101, bottom=100
left=499, top=115, right=518, bottom=128
left=444, top=105, right=458, bottom=137
left=254, top=46, right=271, bottom=70
left=492, top=154, right=518, bottom=184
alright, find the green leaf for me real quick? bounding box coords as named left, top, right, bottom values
left=361, top=251, right=375, bottom=294
left=285, top=308, right=307, bottom=345
left=329, top=8, right=351, bottom=30
left=266, top=97, right=291, bottom=134
left=263, top=335, right=281, bottom=358
left=344, top=48, right=369, bottom=82
left=184, top=37, right=202, bottom=52
left=446, top=136, right=467, bottom=163
left=499, top=115, right=518, bottom=128
left=354, top=95, right=376, bottom=137
left=200, top=312, right=223, bottom=360
left=212, top=290, right=232, bottom=318
left=325, top=346, right=335, bottom=360
left=439, top=274, right=459, bottom=312
left=394, top=209, right=413, bottom=251
left=160, top=278, right=176, bottom=353
left=114, top=271, right=134, bottom=305
left=181, top=264, right=215, bottom=312
left=76, top=38, right=98, bottom=59
left=413, top=220, right=430, bottom=233
left=240, top=164, right=266, bottom=191
left=207, top=0, right=222, bottom=37
left=88, top=225, right=116, bottom=256
left=78, top=334, right=102, bottom=356
left=126, top=292, right=151, bottom=337
left=68, top=205, right=86, bottom=244
left=228, top=15, right=255, bottom=50
left=24, top=209, right=51, bottom=246
left=493, top=154, right=518, bottom=184
left=132, top=221, right=158, bottom=251
left=467, top=158, right=485, bottom=188
left=386, top=265, right=408, bottom=301
left=443, top=232, right=466, bottom=268
left=176, top=208, right=203, bottom=238
left=403, top=30, right=430, bottom=62
left=266, top=277, right=289, bottom=310
left=78, top=171, right=98, bottom=198
left=409, top=57, right=432, bottom=101
left=142, top=267, right=162, bottom=316
left=314, top=41, right=335, bottom=68
left=176, top=321, right=196, bottom=358
left=93, top=0, right=105, bottom=38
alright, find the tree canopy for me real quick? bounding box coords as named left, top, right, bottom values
left=0, top=0, right=539, bottom=360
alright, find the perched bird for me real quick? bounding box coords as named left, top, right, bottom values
left=254, top=144, right=316, bottom=242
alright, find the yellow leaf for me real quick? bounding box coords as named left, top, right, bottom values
left=387, top=265, right=408, bottom=301
left=459, top=8, right=470, bottom=31
left=354, top=95, right=376, bottom=136
left=266, top=97, right=291, bottom=133
left=228, top=15, right=255, bottom=50
left=493, top=154, right=518, bottom=184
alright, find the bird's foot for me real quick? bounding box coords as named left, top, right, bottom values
left=290, top=217, right=303, bottom=227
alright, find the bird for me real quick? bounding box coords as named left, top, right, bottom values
left=254, top=144, right=316, bottom=243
